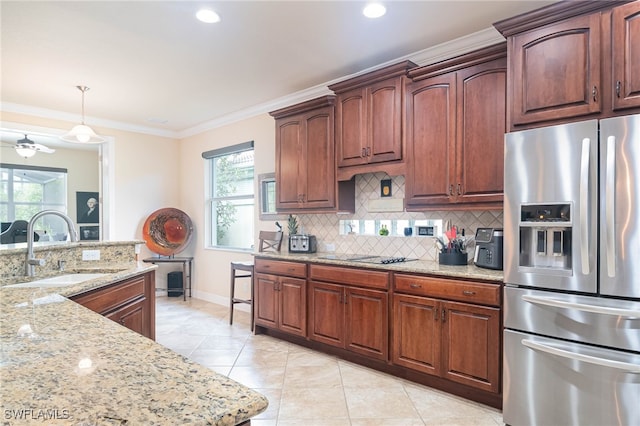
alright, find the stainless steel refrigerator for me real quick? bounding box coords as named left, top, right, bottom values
left=503, top=113, right=640, bottom=426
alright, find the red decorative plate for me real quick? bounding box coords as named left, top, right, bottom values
left=142, top=208, right=193, bottom=256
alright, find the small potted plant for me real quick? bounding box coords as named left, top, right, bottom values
left=287, top=214, right=299, bottom=235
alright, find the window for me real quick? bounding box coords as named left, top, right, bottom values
left=203, top=142, right=255, bottom=250
left=1, top=163, right=68, bottom=234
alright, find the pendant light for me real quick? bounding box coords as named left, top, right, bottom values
left=60, top=85, right=105, bottom=144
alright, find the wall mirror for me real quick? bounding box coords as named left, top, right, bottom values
left=258, top=172, right=285, bottom=220
left=0, top=122, right=112, bottom=246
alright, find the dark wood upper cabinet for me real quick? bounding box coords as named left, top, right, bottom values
left=509, top=13, right=602, bottom=125
left=270, top=96, right=355, bottom=213
left=612, top=1, right=640, bottom=110
left=405, top=44, right=507, bottom=209
left=494, top=0, right=640, bottom=130
left=329, top=61, right=417, bottom=180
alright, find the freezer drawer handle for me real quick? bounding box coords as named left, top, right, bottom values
left=522, top=339, right=640, bottom=373
left=522, top=295, right=640, bottom=318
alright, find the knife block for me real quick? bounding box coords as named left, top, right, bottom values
left=439, top=252, right=468, bottom=266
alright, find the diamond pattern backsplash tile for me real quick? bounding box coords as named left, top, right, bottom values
left=291, top=173, right=503, bottom=261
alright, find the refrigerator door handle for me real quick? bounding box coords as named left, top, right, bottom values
left=522, top=294, right=640, bottom=318
left=605, top=135, right=616, bottom=278
left=579, top=138, right=590, bottom=275
left=522, top=339, right=640, bottom=373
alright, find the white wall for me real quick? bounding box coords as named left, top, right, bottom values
left=179, top=113, right=276, bottom=306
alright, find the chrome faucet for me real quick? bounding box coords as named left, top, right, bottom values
left=26, top=210, right=78, bottom=277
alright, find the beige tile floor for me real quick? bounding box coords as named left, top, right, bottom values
left=155, top=296, right=504, bottom=426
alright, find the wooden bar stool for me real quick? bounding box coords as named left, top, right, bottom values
left=230, top=230, right=283, bottom=331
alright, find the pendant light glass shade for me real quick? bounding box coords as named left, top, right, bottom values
left=60, top=86, right=105, bottom=144
left=15, top=146, right=36, bottom=158
left=61, top=124, right=104, bottom=143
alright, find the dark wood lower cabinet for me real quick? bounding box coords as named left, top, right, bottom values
left=344, top=286, right=388, bottom=360
left=255, top=272, right=307, bottom=337
left=308, top=281, right=344, bottom=347
left=105, top=297, right=146, bottom=335
left=441, top=300, right=500, bottom=393
left=72, top=271, right=155, bottom=340
left=254, top=258, right=503, bottom=409
left=308, top=281, right=388, bottom=361
left=392, top=294, right=440, bottom=375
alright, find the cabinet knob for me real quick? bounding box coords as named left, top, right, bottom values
left=462, top=290, right=476, bottom=296
left=616, top=81, right=622, bottom=98
left=592, top=85, right=598, bottom=102
left=457, top=184, right=462, bottom=195
left=441, top=308, right=446, bottom=322
left=409, top=283, right=422, bottom=289
left=366, top=147, right=371, bottom=157
left=449, top=185, right=454, bottom=195
left=361, top=148, right=367, bottom=158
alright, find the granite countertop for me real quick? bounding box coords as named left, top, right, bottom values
left=0, top=263, right=268, bottom=425
left=253, top=252, right=504, bottom=283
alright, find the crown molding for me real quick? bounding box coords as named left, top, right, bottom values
left=1, top=102, right=178, bottom=139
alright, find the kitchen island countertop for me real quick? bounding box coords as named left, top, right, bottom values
left=253, top=252, right=504, bottom=282
left=0, top=263, right=268, bottom=425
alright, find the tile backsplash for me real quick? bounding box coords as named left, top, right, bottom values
left=291, top=173, right=503, bottom=261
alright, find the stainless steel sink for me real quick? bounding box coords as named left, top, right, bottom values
left=5, top=273, right=108, bottom=288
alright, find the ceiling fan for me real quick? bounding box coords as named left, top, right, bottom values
left=2, top=134, right=56, bottom=158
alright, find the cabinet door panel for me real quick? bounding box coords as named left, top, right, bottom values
left=309, top=281, right=344, bottom=347
left=368, top=79, right=402, bottom=163
left=303, top=109, right=335, bottom=207
left=255, top=274, right=278, bottom=328
left=392, top=294, right=440, bottom=375
left=73, top=275, right=145, bottom=315
left=442, top=301, right=500, bottom=393
left=612, top=1, right=640, bottom=110
left=336, top=88, right=367, bottom=167
left=106, top=298, right=146, bottom=337
left=276, top=120, right=303, bottom=208
left=457, top=59, right=506, bottom=203
left=345, top=287, right=388, bottom=360
left=279, top=277, right=307, bottom=337
left=406, top=74, right=455, bottom=206
left=511, top=14, right=601, bottom=125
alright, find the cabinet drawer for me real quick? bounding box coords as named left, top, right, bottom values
left=255, top=258, right=306, bottom=278
left=394, top=274, right=500, bottom=306
left=310, top=264, right=389, bottom=290
left=73, top=276, right=146, bottom=315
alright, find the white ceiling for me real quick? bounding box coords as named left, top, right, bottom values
left=1, top=1, right=554, bottom=140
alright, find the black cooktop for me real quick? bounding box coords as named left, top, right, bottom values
left=318, top=254, right=418, bottom=264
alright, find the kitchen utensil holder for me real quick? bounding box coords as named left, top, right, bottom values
left=439, top=252, right=468, bottom=266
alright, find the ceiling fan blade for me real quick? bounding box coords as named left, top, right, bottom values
left=33, top=143, right=55, bottom=154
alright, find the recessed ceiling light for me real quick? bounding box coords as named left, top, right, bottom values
left=196, top=9, right=220, bottom=23
left=363, top=3, right=386, bottom=19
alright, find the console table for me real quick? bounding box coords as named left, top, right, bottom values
left=143, top=256, right=193, bottom=301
